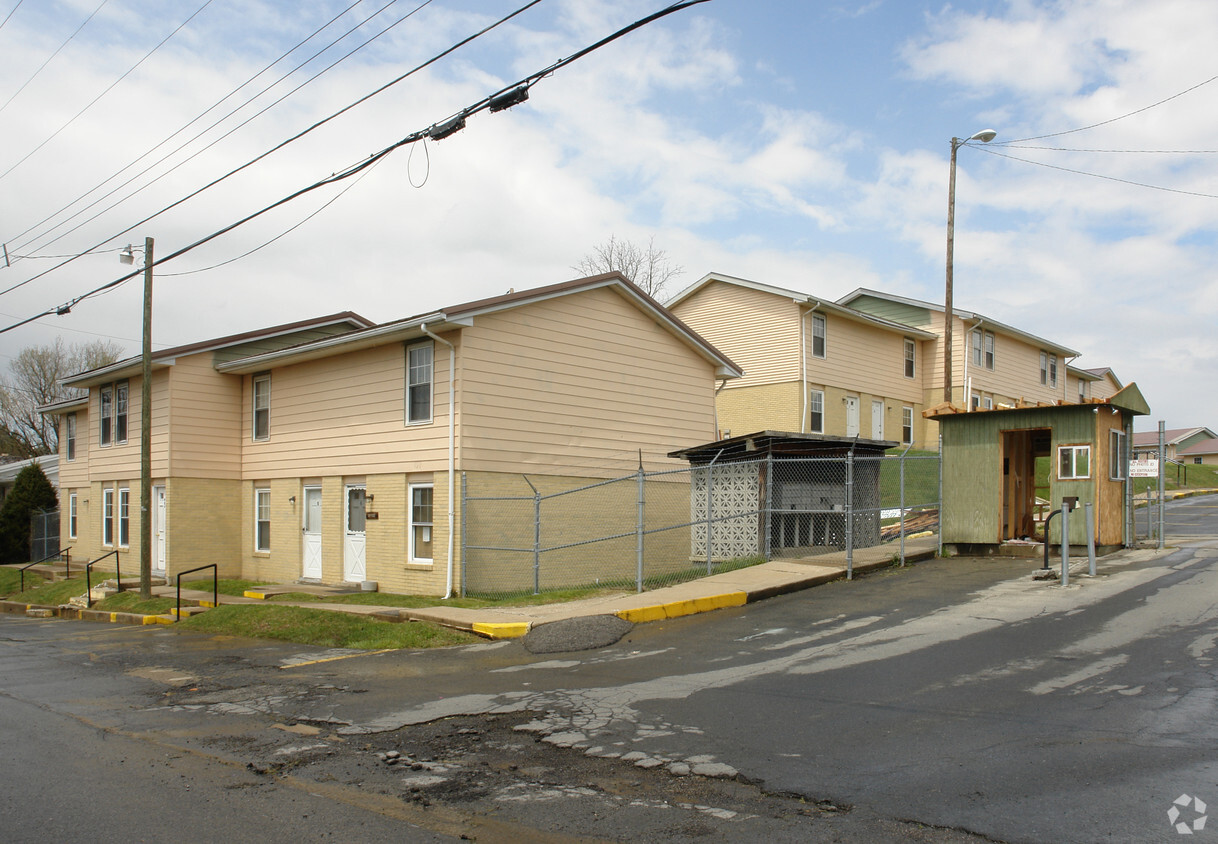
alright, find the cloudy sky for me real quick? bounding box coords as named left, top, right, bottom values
left=0, top=0, right=1214, bottom=432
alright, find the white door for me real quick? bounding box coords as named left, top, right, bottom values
left=343, top=485, right=367, bottom=583
left=845, top=396, right=860, bottom=437
left=152, top=485, right=166, bottom=575
left=871, top=400, right=884, bottom=440
left=302, top=487, right=323, bottom=580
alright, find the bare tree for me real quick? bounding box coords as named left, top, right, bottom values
left=573, top=235, right=684, bottom=300
left=0, top=338, right=124, bottom=457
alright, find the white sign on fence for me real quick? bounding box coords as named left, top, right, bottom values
left=1130, top=459, right=1159, bottom=478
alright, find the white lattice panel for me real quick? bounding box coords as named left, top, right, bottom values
left=690, top=461, right=760, bottom=560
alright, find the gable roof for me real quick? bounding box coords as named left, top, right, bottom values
left=61, top=311, right=374, bottom=388
left=216, top=273, right=743, bottom=378
left=667, top=272, right=937, bottom=339
left=1179, top=438, right=1218, bottom=457
left=838, top=287, right=1079, bottom=357
left=1132, top=426, right=1218, bottom=447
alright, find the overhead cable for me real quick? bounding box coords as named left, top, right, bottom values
left=0, top=0, right=112, bottom=117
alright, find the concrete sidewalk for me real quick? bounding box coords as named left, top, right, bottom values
left=228, top=536, right=941, bottom=639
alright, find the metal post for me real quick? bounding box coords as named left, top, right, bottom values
left=1060, top=503, right=1070, bottom=587
left=764, top=451, right=773, bottom=561
left=139, top=237, right=153, bottom=599
left=636, top=457, right=645, bottom=593
left=1085, top=502, right=1096, bottom=577
left=522, top=475, right=540, bottom=596
left=1123, top=417, right=1132, bottom=548
left=705, top=460, right=715, bottom=576
left=459, top=472, right=467, bottom=597
left=1157, top=420, right=1166, bottom=550
left=937, top=434, right=944, bottom=558
left=845, top=446, right=855, bottom=580
left=899, top=445, right=911, bottom=566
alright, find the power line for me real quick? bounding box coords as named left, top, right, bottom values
left=3, top=0, right=410, bottom=260
left=0, top=0, right=23, bottom=35
left=0, top=0, right=536, bottom=298
left=996, top=73, right=1218, bottom=145
left=0, top=0, right=218, bottom=183
left=0, top=0, right=711, bottom=336
left=0, top=0, right=112, bottom=117
left=998, top=145, right=1218, bottom=154
left=977, top=146, right=1218, bottom=200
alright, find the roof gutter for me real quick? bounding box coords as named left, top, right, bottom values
left=420, top=323, right=457, bottom=600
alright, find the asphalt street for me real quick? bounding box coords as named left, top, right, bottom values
left=1, top=493, right=1215, bottom=842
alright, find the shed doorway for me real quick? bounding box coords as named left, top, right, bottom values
left=1000, top=428, right=1050, bottom=541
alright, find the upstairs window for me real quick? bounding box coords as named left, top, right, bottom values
left=811, top=314, right=826, bottom=358
left=971, top=330, right=995, bottom=370
left=252, top=374, right=270, bottom=441
left=65, top=413, right=77, bottom=461
left=406, top=342, right=434, bottom=424
left=984, top=332, right=995, bottom=370
left=99, top=386, right=113, bottom=446
left=1040, top=352, right=1058, bottom=387
left=115, top=381, right=129, bottom=443
left=903, top=338, right=916, bottom=378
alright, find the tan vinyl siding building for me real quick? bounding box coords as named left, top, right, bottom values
left=45, top=275, right=738, bottom=597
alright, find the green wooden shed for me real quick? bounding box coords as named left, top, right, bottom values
left=927, top=383, right=1150, bottom=554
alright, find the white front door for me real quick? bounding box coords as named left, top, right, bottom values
left=343, top=485, right=367, bottom=583
left=302, top=487, right=323, bottom=580
left=872, top=400, right=884, bottom=440
left=845, top=396, right=860, bottom=437
left=152, top=485, right=166, bottom=575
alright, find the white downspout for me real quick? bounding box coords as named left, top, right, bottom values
left=964, top=317, right=983, bottom=410
left=420, top=323, right=457, bottom=599
left=713, top=377, right=727, bottom=439
left=1064, top=354, right=1078, bottom=402
left=801, top=300, right=820, bottom=432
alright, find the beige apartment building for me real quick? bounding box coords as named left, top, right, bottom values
left=669, top=274, right=1113, bottom=450
left=45, top=274, right=740, bottom=596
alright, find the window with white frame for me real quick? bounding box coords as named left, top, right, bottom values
left=115, top=381, right=129, bottom=443
left=406, top=342, right=434, bottom=424
left=1040, top=351, right=1059, bottom=386
left=66, top=413, right=77, bottom=461
left=903, top=338, right=915, bottom=378
left=118, top=487, right=130, bottom=547
left=255, top=488, right=271, bottom=552
left=983, top=396, right=993, bottom=410
left=102, top=487, right=114, bottom=546
left=69, top=493, right=78, bottom=539
left=1049, top=354, right=1057, bottom=388
left=100, top=385, right=113, bottom=446
left=410, top=484, right=434, bottom=562
left=971, top=330, right=995, bottom=370
left=1109, top=430, right=1127, bottom=480
left=809, top=389, right=824, bottom=433
left=1058, top=445, right=1091, bottom=480
left=811, top=314, right=826, bottom=358
left=901, top=406, right=913, bottom=445
left=1078, top=379, right=1088, bottom=402
left=971, top=393, right=981, bottom=411
left=252, top=374, right=270, bottom=441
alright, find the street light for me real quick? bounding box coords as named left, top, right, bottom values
left=944, top=128, right=997, bottom=405
left=121, top=238, right=154, bottom=599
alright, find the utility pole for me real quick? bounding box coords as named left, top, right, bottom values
left=140, top=237, right=153, bottom=599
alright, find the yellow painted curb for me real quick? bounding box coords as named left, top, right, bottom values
left=471, top=621, right=531, bottom=640
left=616, top=591, right=747, bottom=624
left=242, top=591, right=267, bottom=600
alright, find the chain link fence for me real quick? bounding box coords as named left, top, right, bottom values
left=30, top=508, right=59, bottom=562
left=461, top=451, right=940, bottom=598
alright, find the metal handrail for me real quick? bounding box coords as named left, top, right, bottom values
left=18, top=547, right=71, bottom=593
left=85, top=550, right=121, bottom=608
left=176, top=564, right=217, bottom=622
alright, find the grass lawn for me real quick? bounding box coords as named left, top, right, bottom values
left=4, top=575, right=92, bottom=606
left=266, top=585, right=627, bottom=609
left=179, top=604, right=477, bottom=649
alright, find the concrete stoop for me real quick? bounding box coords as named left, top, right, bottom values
left=0, top=597, right=214, bottom=626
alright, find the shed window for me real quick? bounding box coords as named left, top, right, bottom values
left=1109, top=430, right=1127, bottom=481
left=1058, top=445, right=1091, bottom=480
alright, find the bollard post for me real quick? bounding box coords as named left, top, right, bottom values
left=1085, top=502, right=1096, bottom=577
left=1060, top=503, right=1070, bottom=587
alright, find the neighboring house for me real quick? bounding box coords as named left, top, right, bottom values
left=0, top=454, right=59, bottom=503
left=668, top=274, right=1105, bottom=451
left=43, top=274, right=740, bottom=596
left=667, top=273, right=937, bottom=448
left=1178, top=438, right=1218, bottom=466
left=1132, top=427, right=1218, bottom=462
left=1076, top=366, right=1123, bottom=402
